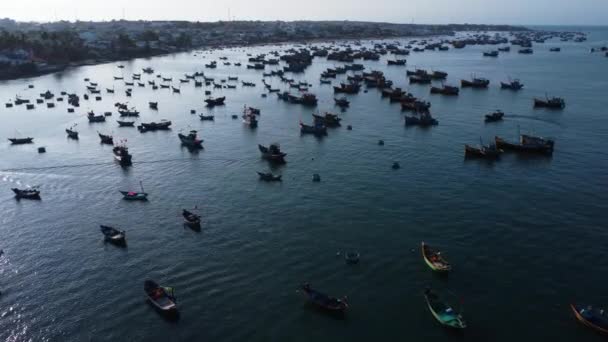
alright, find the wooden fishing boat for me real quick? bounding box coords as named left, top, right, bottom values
left=334, top=97, right=350, bottom=108
left=98, top=132, right=113, bottom=145
left=100, top=225, right=126, bottom=245
left=333, top=83, right=361, bottom=94
left=300, top=121, right=327, bottom=136
left=12, top=187, right=40, bottom=199
left=66, top=127, right=79, bottom=139
left=113, top=144, right=132, bottom=166
left=424, top=288, right=466, bottom=329
left=570, top=304, right=608, bottom=334
left=120, top=181, right=148, bottom=201
left=257, top=172, right=282, bottom=182
left=199, top=114, right=215, bottom=121
left=300, top=283, right=348, bottom=312
left=409, top=75, right=432, bottom=84
left=464, top=143, right=502, bottom=159
left=485, top=110, right=505, bottom=122
left=144, top=280, right=177, bottom=313
left=117, top=120, right=135, bottom=127
left=87, top=112, right=105, bottom=123
left=118, top=108, right=140, bottom=117
left=430, top=85, right=459, bottom=96
left=312, top=113, right=341, bottom=127
left=205, top=97, right=226, bottom=107
left=178, top=130, right=203, bottom=149
left=501, top=80, right=524, bottom=90
left=461, top=78, right=489, bottom=88
left=495, top=134, right=555, bottom=155
left=431, top=71, right=448, bottom=80
left=421, top=242, right=451, bottom=272
left=182, top=209, right=201, bottom=228
left=534, top=96, right=565, bottom=109
left=483, top=50, right=499, bottom=57
left=405, top=113, right=438, bottom=127
left=8, top=137, right=34, bottom=144
left=259, top=144, right=286, bottom=163
left=137, top=120, right=172, bottom=133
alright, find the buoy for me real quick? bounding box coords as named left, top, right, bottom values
left=347, top=125, right=353, bottom=130
left=190, top=109, right=196, bottom=114
left=312, top=173, right=321, bottom=182
left=38, top=147, right=46, bottom=153
left=392, top=162, right=400, bottom=170
left=378, top=140, right=384, bottom=146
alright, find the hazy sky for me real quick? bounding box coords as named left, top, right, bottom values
left=2, top=0, right=607, bottom=25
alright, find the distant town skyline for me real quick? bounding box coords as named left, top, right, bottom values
left=1, top=0, right=607, bottom=26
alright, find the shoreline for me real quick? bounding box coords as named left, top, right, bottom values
left=0, top=29, right=523, bottom=83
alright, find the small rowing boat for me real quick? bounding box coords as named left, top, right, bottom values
left=100, top=225, right=126, bottom=245
left=144, top=280, right=177, bottom=313
left=421, top=242, right=451, bottom=272
left=300, top=283, right=348, bottom=312
left=424, top=288, right=466, bottom=329
left=571, top=304, right=608, bottom=334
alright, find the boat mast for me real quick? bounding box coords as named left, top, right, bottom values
left=140, top=181, right=145, bottom=193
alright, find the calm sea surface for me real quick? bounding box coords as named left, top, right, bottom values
left=1, top=26, right=607, bottom=341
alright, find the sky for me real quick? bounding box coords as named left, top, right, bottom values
left=1, top=0, right=607, bottom=26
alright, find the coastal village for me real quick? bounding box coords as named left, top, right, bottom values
left=0, top=18, right=526, bottom=79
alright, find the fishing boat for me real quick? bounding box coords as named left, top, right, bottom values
left=182, top=209, right=201, bottom=228
left=12, top=187, right=40, bottom=199
left=485, top=110, right=505, bottom=122
left=431, top=71, right=448, bottom=80
left=117, top=120, right=135, bottom=127
left=118, top=108, right=140, bottom=117
left=333, top=83, right=361, bottom=94
left=464, top=143, right=502, bottom=159
left=421, top=242, right=451, bottom=272
left=120, top=181, right=148, bottom=201
left=483, top=50, right=499, bottom=57
left=178, top=130, right=203, bottom=149
left=137, top=120, right=172, bottom=133
left=461, top=78, right=490, bottom=88
left=98, top=132, right=113, bottom=145
left=430, top=85, right=459, bottom=96
left=495, top=133, right=555, bottom=155
left=405, top=113, right=438, bottom=127
left=259, top=143, right=286, bottom=163
left=312, top=113, right=342, bottom=127
left=570, top=304, right=608, bottom=334
left=66, top=127, right=79, bottom=139
left=424, top=288, right=466, bottom=329
left=534, top=96, right=565, bottom=109
left=87, top=112, right=106, bottom=123
left=199, top=114, right=215, bottom=121
left=257, top=172, right=282, bottom=182
left=300, top=121, right=327, bottom=136
left=100, top=225, right=126, bottom=245
left=242, top=107, right=259, bottom=128
left=205, top=97, right=226, bottom=107
left=8, top=137, right=34, bottom=144
left=501, top=79, right=524, bottom=90
left=144, top=280, right=177, bottom=313
left=333, top=98, right=350, bottom=109
left=409, top=75, right=432, bottom=84
left=142, top=67, right=154, bottom=74
left=387, top=59, right=407, bottom=65
left=300, top=283, right=348, bottom=312
left=113, top=143, right=132, bottom=166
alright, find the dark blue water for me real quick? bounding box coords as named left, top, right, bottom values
left=1, top=27, right=608, bottom=341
